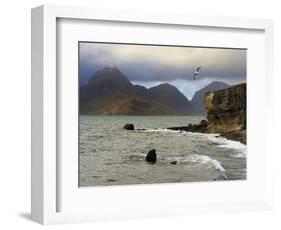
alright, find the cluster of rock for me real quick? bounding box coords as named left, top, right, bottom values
left=168, top=119, right=208, bottom=133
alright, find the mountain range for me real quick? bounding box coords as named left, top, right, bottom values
left=80, top=67, right=230, bottom=115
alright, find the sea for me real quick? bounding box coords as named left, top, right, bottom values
left=79, top=115, right=246, bottom=187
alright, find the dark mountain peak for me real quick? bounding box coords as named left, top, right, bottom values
left=80, top=69, right=195, bottom=115
left=148, top=82, right=193, bottom=112
left=157, top=83, right=173, bottom=87
left=149, top=83, right=188, bottom=101
left=87, top=66, right=132, bottom=89
left=98, top=66, right=121, bottom=74
left=80, top=67, right=133, bottom=100
left=89, top=66, right=130, bottom=82
left=149, top=83, right=180, bottom=92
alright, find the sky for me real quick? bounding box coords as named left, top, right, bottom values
left=79, top=42, right=246, bottom=100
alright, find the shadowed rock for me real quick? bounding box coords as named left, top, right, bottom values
left=204, top=83, right=246, bottom=133
left=145, top=149, right=157, bottom=164
left=169, top=161, right=178, bottom=165
left=123, top=124, right=134, bottom=130
left=168, top=119, right=208, bottom=133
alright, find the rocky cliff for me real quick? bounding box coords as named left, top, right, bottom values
left=168, top=83, right=247, bottom=144
left=204, top=83, right=246, bottom=133
left=191, top=81, right=229, bottom=114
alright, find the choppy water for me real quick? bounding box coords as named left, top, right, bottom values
left=79, top=115, right=246, bottom=187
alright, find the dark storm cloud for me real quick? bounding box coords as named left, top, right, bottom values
left=79, top=42, right=246, bottom=99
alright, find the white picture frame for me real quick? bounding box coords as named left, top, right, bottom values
left=31, top=4, right=274, bottom=225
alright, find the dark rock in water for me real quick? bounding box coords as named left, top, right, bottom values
left=200, top=120, right=208, bottom=126
left=170, top=161, right=177, bottom=165
left=123, top=123, right=134, bottom=130
left=145, top=149, right=157, bottom=163
left=107, top=179, right=118, bottom=182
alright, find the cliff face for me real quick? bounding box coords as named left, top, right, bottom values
left=191, top=81, right=229, bottom=114
left=204, top=83, right=246, bottom=133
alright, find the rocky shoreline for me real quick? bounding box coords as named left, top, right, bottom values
left=123, top=120, right=246, bottom=144
left=167, top=120, right=246, bottom=144
left=220, top=130, right=246, bottom=145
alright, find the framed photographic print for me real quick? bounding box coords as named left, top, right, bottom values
left=31, top=5, right=274, bottom=225
left=78, top=42, right=246, bottom=186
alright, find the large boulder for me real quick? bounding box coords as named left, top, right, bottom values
left=145, top=149, right=157, bottom=163
left=123, top=123, right=134, bottom=130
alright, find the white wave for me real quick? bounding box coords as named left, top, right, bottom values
left=142, top=128, right=183, bottom=134
left=142, top=128, right=208, bottom=137
left=166, top=154, right=227, bottom=179
left=196, top=154, right=227, bottom=179
left=207, top=134, right=247, bottom=158
left=141, top=128, right=246, bottom=158
left=181, top=131, right=219, bottom=138
left=187, top=154, right=225, bottom=172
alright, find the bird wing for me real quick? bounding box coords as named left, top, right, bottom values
left=197, top=66, right=202, bottom=72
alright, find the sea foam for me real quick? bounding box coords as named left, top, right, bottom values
left=143, top=128, right=247, bottom=158
left=143, top=128, right=182, bottom=134
left=186, top=154, right=225, bottom=173
left=207, top=134, right=247, bottom=158
left=166, top=153, right=227, bottom=179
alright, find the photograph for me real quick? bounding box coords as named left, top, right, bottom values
left=78, top=42, right=247, bottom=187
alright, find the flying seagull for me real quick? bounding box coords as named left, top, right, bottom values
left=193, top=66, right=202, bottom=80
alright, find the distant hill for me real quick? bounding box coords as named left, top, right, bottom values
left=191, top=81, right=229, bottom=114
left=80, top=67, right=195, bottom=115
left=148, top=83, right=194, bottom=113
